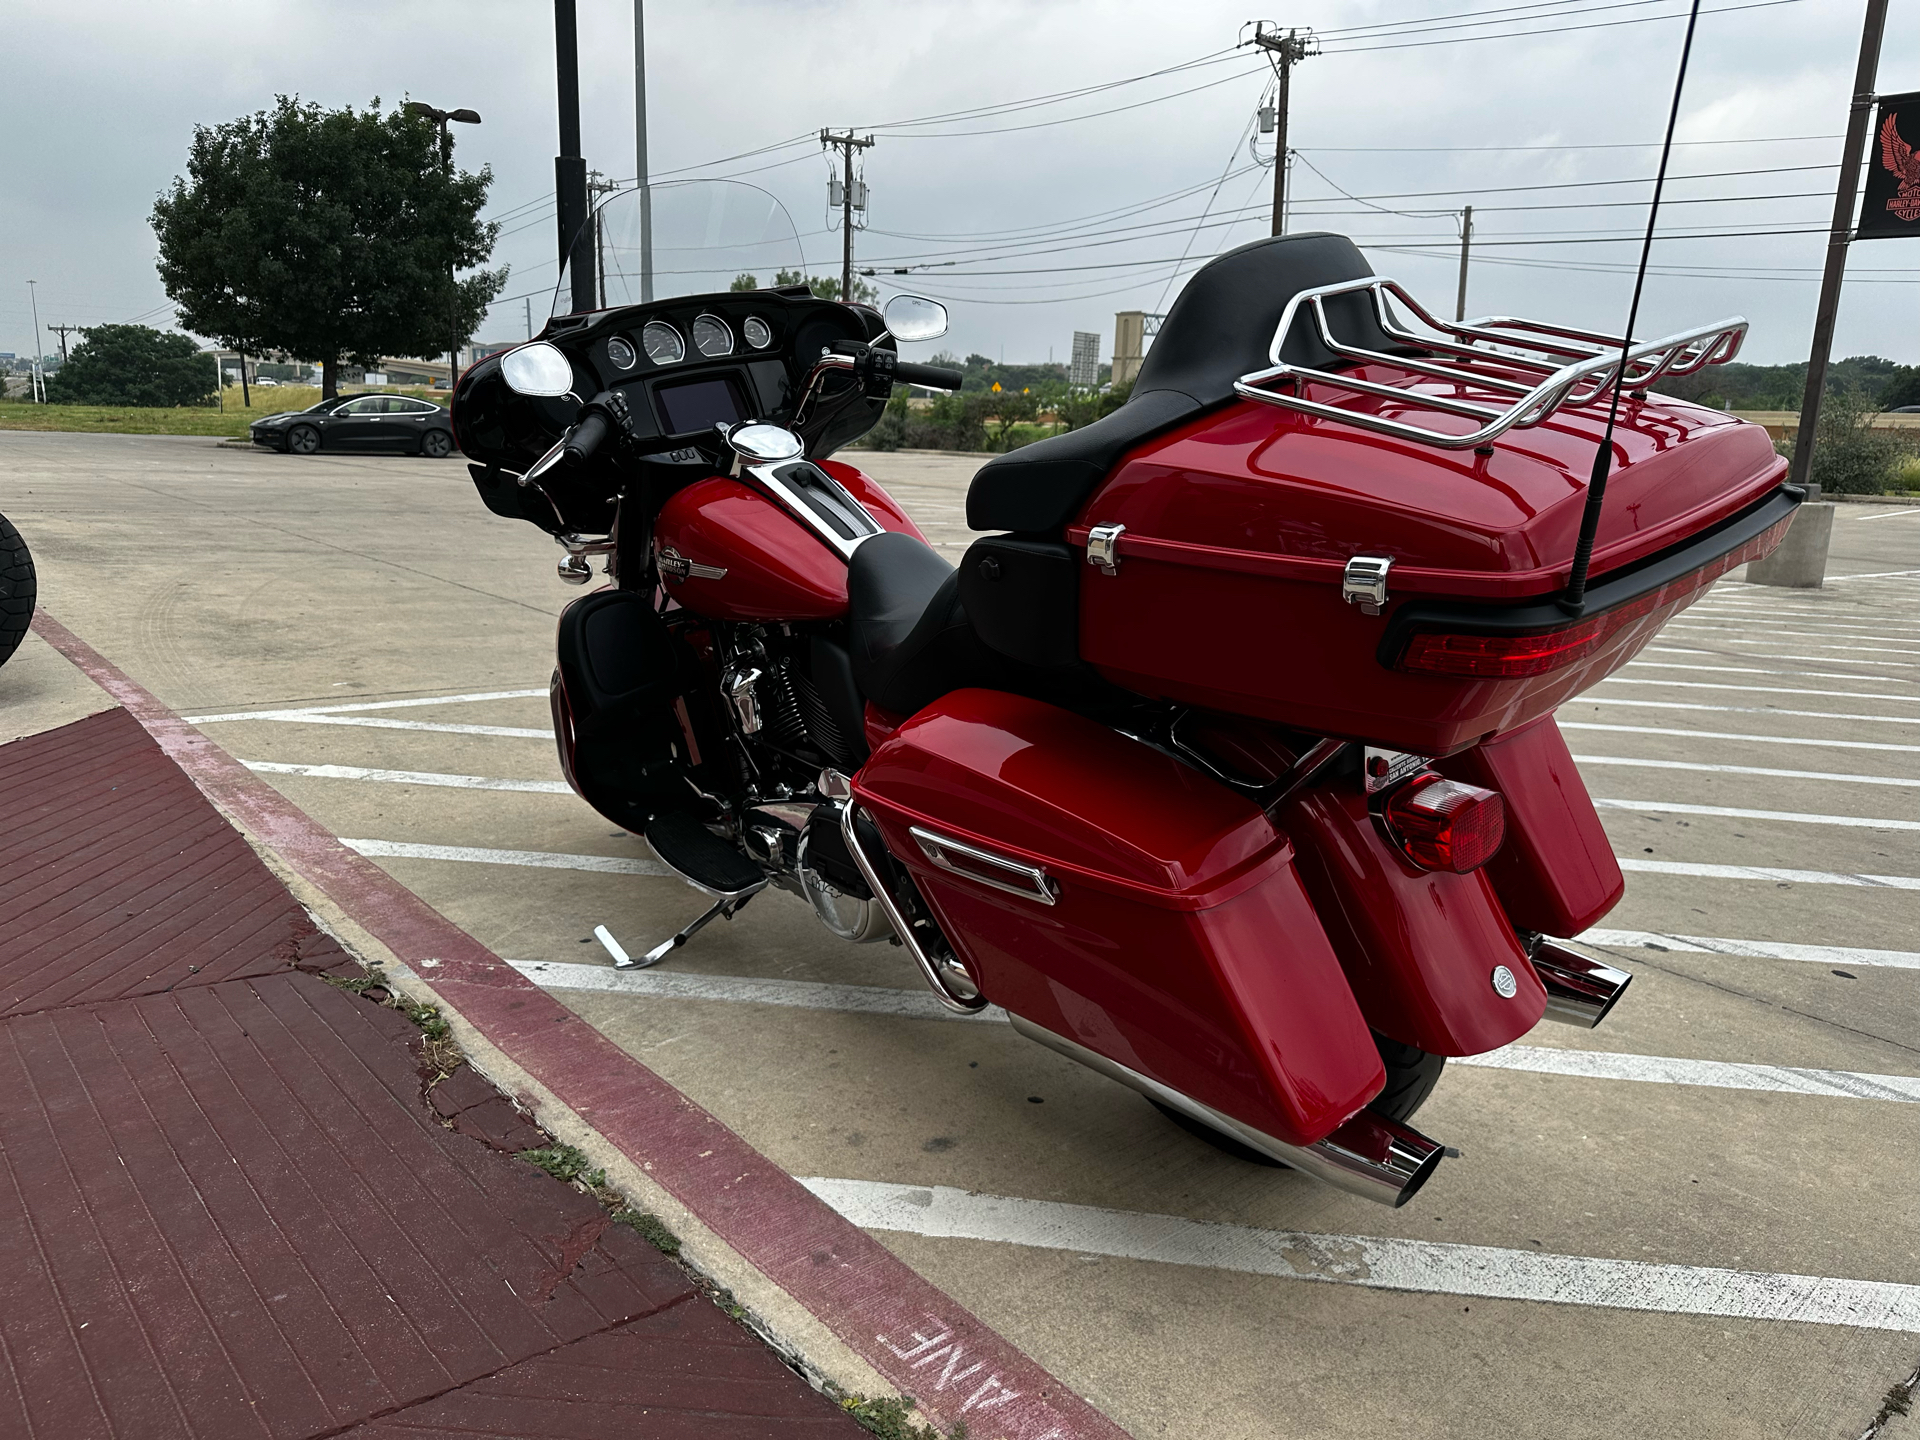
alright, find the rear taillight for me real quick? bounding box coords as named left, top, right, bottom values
left=1383, top=777, right=1506, bottom=873
left=1393, top=512, right=1795, bottom=679
left=1400, top=592, right=1661, bottom=678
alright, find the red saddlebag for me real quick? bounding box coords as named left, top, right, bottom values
left=1434, top=715, right=1625, bottom=937
left=853, top=687, right=1383, bottom=1147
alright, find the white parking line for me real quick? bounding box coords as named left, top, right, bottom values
left=1650, top=645, right=1917, bottom=670
left=243, top=760, right=571, bottom=792
left=1575, top=755, right=1920, bottom=789
left=1457, top=1045, right=1920, bottom=1101
left=1629, top=660, right=1918, bottom=684
left=1617, top=857, right=1920, bottom=892
left=518, top=950, right=1920, bottom=1041
left=1849, top=508, right=1920, bottom=521
left=1582, top=698, right=1920, bottom=725
left=1596, top=677, right=1920, bottom=705
left=1592, top=797, right=1920, bottom=831
left=342, top=838, right=665, bottom=874
left=511, top=959, right=1001, bottom=1021
left=1559, top=721, right=1920, bottom=754
left=197, top=713, right=551, bottom=738
left=1662, top=626, right=1920, bottom=654
left=802, top=1179, right=1920, bottom=1333
left=185, top=688, right=547, bottom=723
left=1688, top=607, right=1920, bottom=631
left=1829, top=568, right=1920, bottom=581
left=1579, top=928, right=1920, bottom=970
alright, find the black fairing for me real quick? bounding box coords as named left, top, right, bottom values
left=453, top=289, right=890, bottom=536
left=966, top=232, right=1394, bottom=534
left=554, top=590, right=690, bottom=831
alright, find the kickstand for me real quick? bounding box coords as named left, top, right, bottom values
left=621, top=890, right=758, bottom=970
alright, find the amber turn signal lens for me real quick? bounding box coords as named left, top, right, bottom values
left=1383, top=777, right=1506, bottom=873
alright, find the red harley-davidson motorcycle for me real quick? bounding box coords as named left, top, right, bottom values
left=451, top=222, right=1796, bottom=1208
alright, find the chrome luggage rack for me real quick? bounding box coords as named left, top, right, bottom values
left=1232, top=277, right=1747, bottom=451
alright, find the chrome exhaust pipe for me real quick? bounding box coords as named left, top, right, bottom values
left=1532, top=942, right=1632, bottom=1029
left=1009, top=1015, right=1444, bottom=1208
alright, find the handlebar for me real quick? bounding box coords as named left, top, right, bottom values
left=893, top=361, right=964, bottom=391
left=563, top=410, right=611, bottom=466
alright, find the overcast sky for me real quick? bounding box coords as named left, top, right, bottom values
left=5, top=0, right=1919, bottom=369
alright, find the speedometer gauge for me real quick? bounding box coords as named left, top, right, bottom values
left=642, top=321, right=684, bottom=365
left=692, top=314, right=734, bottom=357
left=742, top=315, right=773, bottom=350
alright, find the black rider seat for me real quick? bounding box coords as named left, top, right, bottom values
left=846, top=531, right=1006, bottom=717
left=965, top=231, right=1403, bottom=535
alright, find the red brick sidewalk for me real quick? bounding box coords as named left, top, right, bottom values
left=0, top=708, right=858, bottom=1438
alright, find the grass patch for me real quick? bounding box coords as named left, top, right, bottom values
left=612, top=1207, right=682, bottom=1257
left=0, top=384, right=448, bottom=437
left=841, top=1394, right=967, bottom=1440
left=321, top=966, right=463, bottom=1083
left=518, top=1144, right=606, bottom=1188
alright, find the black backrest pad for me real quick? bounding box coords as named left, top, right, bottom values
left=966, top=232, right=1386, bottom=534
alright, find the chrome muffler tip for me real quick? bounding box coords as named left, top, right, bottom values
left=1532, top=941, right=1632, bottom=1029
left=1299, top=1110, right=1445, bottom=1209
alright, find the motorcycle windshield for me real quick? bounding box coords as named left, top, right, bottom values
left=548, top=181, right=814, bottom=320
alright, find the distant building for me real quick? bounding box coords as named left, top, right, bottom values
left=1069, top=331, right=1100, bottom=389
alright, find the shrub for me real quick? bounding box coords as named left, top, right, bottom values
left=1787, top=384, right=1914, bottom=495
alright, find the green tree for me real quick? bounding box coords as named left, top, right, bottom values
left=1788, top=383, right=1913, bottom=495
left=771, top=268, right=878, bottom=305
left=729, top=273, right=760, bottom=291
left=152, top=96, right=506, bottom=398
left=43, top=325, right=216, bottom=407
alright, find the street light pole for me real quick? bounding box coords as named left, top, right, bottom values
left=405, top=100, right=483, bottom=391
left=635, top=0, right=653, bottom=302
left=26, top=280, right=44, bottom=404
left=554, top=0, right=596, bottom=314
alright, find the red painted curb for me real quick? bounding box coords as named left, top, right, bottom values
left=30, top=609, right=1131, bottom=1440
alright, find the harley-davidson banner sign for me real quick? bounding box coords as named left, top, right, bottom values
left=1859, top=91, right=1920, bottom=239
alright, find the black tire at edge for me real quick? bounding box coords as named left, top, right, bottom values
left=0, top=510, right=38, bottom=670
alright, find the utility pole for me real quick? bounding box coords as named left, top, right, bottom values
left=587, top=170, right=619, bottom=308
left=821, top=130, right=875, bottom=303
left=554, top=0, right=596, bottom=314
left=525, top=296, right=533, bottom=340
left=1455, top=206, right=1474, bottom=322
left=634, top=0, right=653, bottom=302
left=1249, top=24, right=1316, bottom=237
left=1791, top=0, right=1889, bottom=490
left=26, top=280, right=44, bottom=403
left=47, top=323, right=78, bottom=363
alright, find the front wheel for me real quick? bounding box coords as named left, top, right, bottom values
left=287, top=424, right=320, bottom=455
left=0, top=511, right=36, bottom=670
left=1150, top=1030, right=1446, bottom=1165
left=420, top=429, right=454, bottom=459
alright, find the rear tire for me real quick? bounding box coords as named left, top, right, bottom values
left=0, top=511, right=36, bottom=670
left=421, top=429, right=453, bottom=459
left=288, top=424, right=320, bottom=455
left=1149, top=1031, right=1446, bottom=1164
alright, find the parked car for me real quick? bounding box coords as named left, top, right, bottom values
left=250, top=394, right=457, bottom=458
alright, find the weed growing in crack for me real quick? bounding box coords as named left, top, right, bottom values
left=321, top=965, right=465, bottom=1086
left=612, top=1207, right=682, bottom=1257
left=840, top=1394, right=967, bottom=1440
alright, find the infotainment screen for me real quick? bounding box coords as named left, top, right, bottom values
left=654, top=375, right=746, bottom=434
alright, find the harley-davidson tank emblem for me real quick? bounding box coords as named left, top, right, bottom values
left=657, top=545, right=728, bottom=582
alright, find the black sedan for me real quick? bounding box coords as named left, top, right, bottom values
left=250, top=395, right=457, bottom=458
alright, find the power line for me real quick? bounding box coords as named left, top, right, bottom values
left=1320, top=0, right=1806, bottom=54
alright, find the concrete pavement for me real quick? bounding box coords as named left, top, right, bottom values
left=2, top=431, right=1915, bottom=1439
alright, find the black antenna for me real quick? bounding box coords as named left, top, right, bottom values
left=1560, top=0, right=1703, bottom=615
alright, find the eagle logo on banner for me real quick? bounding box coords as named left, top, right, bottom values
left=1878, top=112, right=1920, bottom=222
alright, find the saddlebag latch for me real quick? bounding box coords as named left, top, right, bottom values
left=1341, top=554, right=1393, bottom=615
left=1086, top=523, right=1125, bottom=576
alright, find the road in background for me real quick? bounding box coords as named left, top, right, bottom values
left=2, top=432, right=1915, bottom=1439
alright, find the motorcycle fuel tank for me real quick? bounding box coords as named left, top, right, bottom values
left=654, top=462, right=926, bottom=623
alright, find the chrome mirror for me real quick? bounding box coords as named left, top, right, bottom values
left=500, top=341, right=575, bottom=397
left=882, top=294, right=948, bottom=343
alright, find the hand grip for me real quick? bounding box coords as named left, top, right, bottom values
left=892, top=362, right=964, bottom=392
left=563, top=410, right=611, bottom=465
